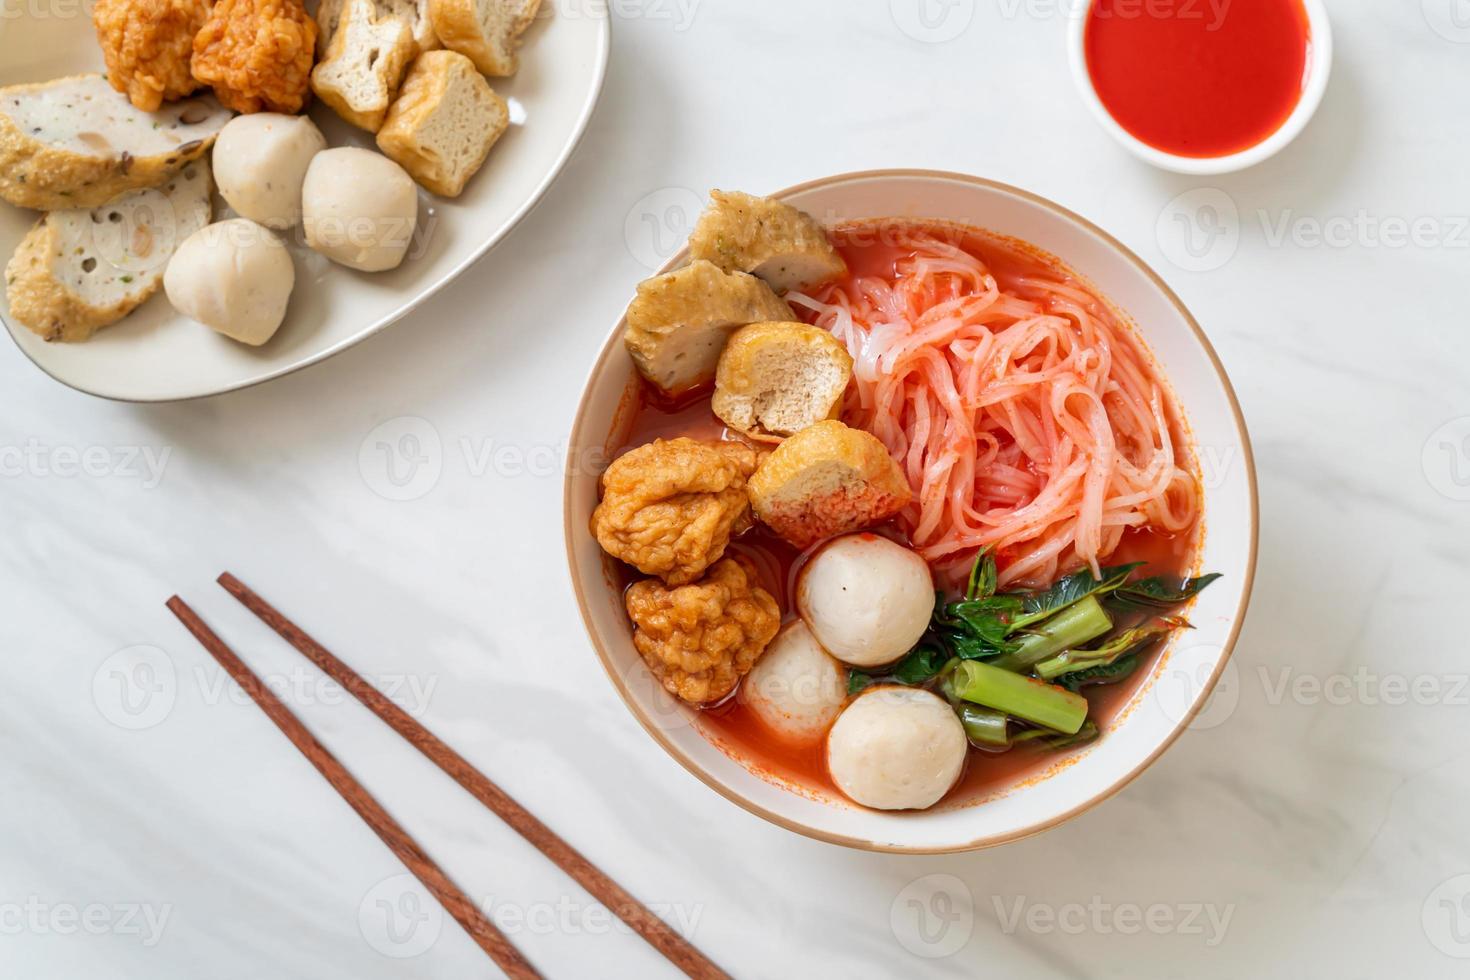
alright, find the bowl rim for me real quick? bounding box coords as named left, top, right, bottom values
left=562, top=169, right=1259, bottom=853
left=1066, top=0, right=1333, bottom=175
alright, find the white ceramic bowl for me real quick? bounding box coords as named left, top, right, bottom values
left=1067, top=0, right=1332, bottom=175
left=564, top=171, right=1258, bottom=852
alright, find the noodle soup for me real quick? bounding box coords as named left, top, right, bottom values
left=585, top=185, right=1233, bottom=821
left=611, top=219, right=1205, bottom=809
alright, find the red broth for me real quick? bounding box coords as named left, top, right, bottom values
left=1084, top=0, right=1311, bottom=158
left=608, top=222, right=1202, bottom=810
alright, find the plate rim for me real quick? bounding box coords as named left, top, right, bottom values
left=562, top=168, right=1260, bottom=853
left=0, top=10, right=612, bottom=403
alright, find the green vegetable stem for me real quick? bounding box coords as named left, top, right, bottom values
left=1034, top=620, right=1180, bottom=681
left=988, top=595, right=1114, bottom=673
left=956, top=704, right=1011, bottom=748
left=948, top=660, right=1089, bottom=735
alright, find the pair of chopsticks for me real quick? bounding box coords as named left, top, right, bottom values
left=167, top=573, right=728, bottom=980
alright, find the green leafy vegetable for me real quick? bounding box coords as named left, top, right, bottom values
left=945, top=595, right=1024, bottom=647
left=1010, top=721, right=1100, bottom=750
left=849, top=645, right=949, bottom=693
left=843, top=548, right=1220, bottom=763
left=947, top=632, right=1007, bottom=662
left=1108, top=573, right=1222, bottom=612
left=988, top=595, right=1114, bottom=673
left=1034, top=620, right=1181, bottom=681
left=1056, top=655, right=1141, bottom=692
left=966, top=548, right=999, bottom=601
left=1007, top=563, right=1144, bottom=632
left=891, top=645, right=950, bottom=685
left=856, top=650, right=934, bottom=691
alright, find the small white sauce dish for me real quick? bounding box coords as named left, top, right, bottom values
left=1067, top=0, right=1333, bottom=175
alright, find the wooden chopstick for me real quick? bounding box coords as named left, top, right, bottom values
left=216, top=572, right=731, bottom=980
left=165, top=595, right=542, bottom=980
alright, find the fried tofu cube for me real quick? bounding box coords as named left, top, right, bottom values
left=689, top=190, right=848, bottom=294
left=623, top=260, right=793, bottom=396
left=748, top=421, right=912, bottom=548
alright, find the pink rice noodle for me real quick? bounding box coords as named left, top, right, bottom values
left=788, top=231, right=1199, bottom=588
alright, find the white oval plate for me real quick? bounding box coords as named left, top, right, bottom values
left=566, top=171, right=1258, bottom=853
left=0, top=5, right=609, bottom=402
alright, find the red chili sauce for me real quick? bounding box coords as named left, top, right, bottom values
left=1084, top=0, right=1312, bottom=158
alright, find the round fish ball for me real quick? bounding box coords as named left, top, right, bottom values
left=743, top=622, right=847, bottom=744
left=213, top=113, right=326, bottom=229
left=826, top=687, right=966, bottom=810
left=164, top=219, right=295, bottom=346
left=302, top=148, right=418, bottom=272
left=796, top=534, right=934, bottom=668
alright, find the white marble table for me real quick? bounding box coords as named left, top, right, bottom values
left=4, top=1, right=1469, bottom=977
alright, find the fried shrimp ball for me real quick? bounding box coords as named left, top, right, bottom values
left=625, top=557, right=781, bottom=704
left=191, top=0, right=318, bottom=114
left=592, top=438, right=761, bottom=586
left=94, top=0, right=211, bottom=111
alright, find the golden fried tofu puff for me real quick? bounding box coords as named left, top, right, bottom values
left=623, top=260, right=793, bottom=398
left=625, top=556, right=781, bottom=704
left=747, top=420, right=912, bottom=549
left=591, top=438, right=762, bottom=587
left=688, top=190, right=848, bottom=295
left=712, top=321, right=853, bottom=443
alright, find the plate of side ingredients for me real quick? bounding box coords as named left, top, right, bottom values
left=0, top=0, right=608, bottom=400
